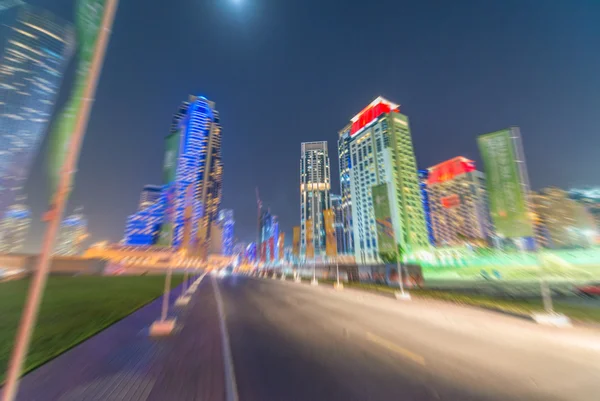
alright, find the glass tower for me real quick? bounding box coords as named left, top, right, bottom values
left=426, top=157, right=493, bottom=246
left=138, top=185, right=162, bottom=210
left=346, top=97, right=429, bottom=263
left=55, top=210, right=87, bottom=256
left=219, top=209, right=235, bottom=256
left=0, top=4, right=75, bottom=214
left=0, top=201, right=30, bottom=253
left=337, top=125, right=354, bottom=254
left=124, top=96, right=222, bottom=255
left=300, top=141, right=331, bottom=256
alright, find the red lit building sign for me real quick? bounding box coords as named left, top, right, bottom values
left=350, top=97, right=399, bottom=136
left=441, top=194, right=460, bottom=209
left=427, top=157, right=476, bottom=185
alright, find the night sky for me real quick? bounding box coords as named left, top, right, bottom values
left=22, top=0, right=600, bottom=252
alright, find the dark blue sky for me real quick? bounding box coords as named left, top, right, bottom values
left=23, top=0, right=600, bottom=251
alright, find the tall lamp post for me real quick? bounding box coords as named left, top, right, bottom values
left=394, top=243, right=411, bottom=301
left=1, top=1, right=120, bottom=400
left=311, top=189, right=318, bottom=286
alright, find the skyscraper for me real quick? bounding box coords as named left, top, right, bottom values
left=532, top=187, right=597, bottom=248
left=569, top=188, right=600, bottom=229
left=259, top=209, right=279, bottom=261
left=219, top=209, right=234, bottom=256
left=337, top=125, right=354, bottom=254
left=300, top=141, right=331, bottom=256
left=124, top=95, right=223, bottom=254
left=477, top=127, right=534, bottom=244
left=346, top=97, right=429, bottom=263
left=0, top=4, right=75, bottom=214
left=55, top=210, right=87, bottom=256
left=0, top=201, right=30, bottom=253
left=138, top=185, right=161, bottom=210
left=426, top=157, right=493, bottom=246
left=330, top=194, right=346, bottom=254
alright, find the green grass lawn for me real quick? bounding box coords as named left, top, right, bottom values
left=0, top=275, right=183, bottom=381
left=338, top=282, right=600, bottom=324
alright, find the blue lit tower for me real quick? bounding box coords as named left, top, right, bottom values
left=138, top=185, right=161, bottom=210
left=124, top=96, right=222, bottom=254
left=219, top=209, right=234, bottom=256
left=418, top=169, right=435, bottom=245
left=0, top=4, right=74, bottom=214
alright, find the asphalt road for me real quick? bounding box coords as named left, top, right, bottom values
left=217, top=275, right=600, bottom=401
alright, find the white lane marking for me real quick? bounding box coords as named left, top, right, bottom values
left=213, top=276, right=239, bottom=401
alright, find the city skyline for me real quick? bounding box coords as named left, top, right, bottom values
left=16, top=0, right=600, bottom=252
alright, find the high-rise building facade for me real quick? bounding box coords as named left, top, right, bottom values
left=55, top=210, right=87, bottom=256
left=337, top=125, right=354, bottom=254
left=477, top=127, right=534, bottom=243
left=532, top=187, right=597, bottom=248
left=0, top=202, right=30, bottom=253
left=138, top=185, right=161, bottom=210
left=0, top=4, right=75, bottom=214
left=300, top=141, right=331, bottom=256
left=426, top=157, right=493, bottom=246
left=259, top=209, right=279, bottom=261
left=569, top=188, right=600, bottom=229
left=330, top=194, right=345, bottom=254
left=219, top=209, right=234, bottom=256
left=124, top=95, right=223, bottom=254
left=346, top=97, right=429, bottom=263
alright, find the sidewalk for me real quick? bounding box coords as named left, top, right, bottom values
left=1, top=277, right=226, bottom=401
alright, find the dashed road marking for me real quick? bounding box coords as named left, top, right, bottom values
left=366, top=332, right=426, bottom=366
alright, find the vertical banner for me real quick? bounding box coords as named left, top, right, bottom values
left=372, top=183, right=396, bottom=253
left=47, top=0, right=109, bottom=193
left=305, top=219, right=314, bottom=259
left=278, top=232, right=285, bottom=261
left=157, top=131, right=181, bottom=247
left=260, top=242, right=266, bottom=264
left=323, top=209, right=337, bottom=257
left=478, top=129, right=533, bottom=238
left=157, top=185, right=175, bottom=246
left=268, top=236, right=275, bottom=262
left=292, top=226, right=300, bottom=258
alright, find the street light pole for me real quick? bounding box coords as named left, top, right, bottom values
left=311, top=188, right=318, bottom=285
left=1, top=1, right=120, bottom=400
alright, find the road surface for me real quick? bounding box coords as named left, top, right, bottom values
left=218, top=275, right=600, bottom=401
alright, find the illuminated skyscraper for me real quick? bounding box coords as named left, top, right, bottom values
left=55, top=210, right=87, bottom=256
left=0, top=201, right=30, bottom=253
left=138, top=185, right=161, bottom=210
left=337, top=125, right=354, bottom=254
left=0, top=4, right=74, bottom=214
left=259, top=209, right=279, bottom=261
left=346, top=97, right=429, bottom=263
left=330, top=194, right=346, bottom=253
left=532, top=187, right=597, bottom=248
left=124, top=95, right=222, bottom=254
left=569, top=188, right=600, bottom=229
left=219, top=209, right=234, bottom=256
left=426, top=157, right=493, bottom=246
left=300, top=141, right=331, bottom=256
